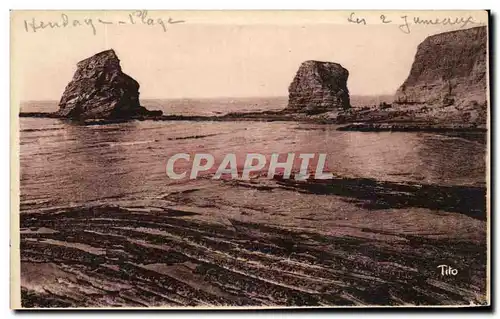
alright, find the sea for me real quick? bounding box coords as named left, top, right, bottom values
left=19, top=96, right=486, bottom=208
left=18, top=96, right=488, bottom=307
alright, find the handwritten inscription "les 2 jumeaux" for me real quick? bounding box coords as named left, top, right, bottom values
left=347, top=12, right=480, bottom=34
left=23, top=10, right=185, bottom=35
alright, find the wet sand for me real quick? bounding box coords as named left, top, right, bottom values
left=20, top=176, right=487, bottom=308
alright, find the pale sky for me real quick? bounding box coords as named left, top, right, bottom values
left=12, top=11, right=488, bottom=100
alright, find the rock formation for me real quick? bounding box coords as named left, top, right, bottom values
left=287, top=60, right=350, bottom=114
left=394, top=26, right=487, bottom=110
left=57, top=49, right=162, bottom=119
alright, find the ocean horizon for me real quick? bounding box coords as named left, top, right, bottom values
left=20, top=95, right=395, bottom=116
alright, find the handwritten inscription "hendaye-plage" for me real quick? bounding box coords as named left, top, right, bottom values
left=23, top=10, right=185, bottom=35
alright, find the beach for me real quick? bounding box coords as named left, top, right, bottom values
left=19, top=99, right=487, bottom=307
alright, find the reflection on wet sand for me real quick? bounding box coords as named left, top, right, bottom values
left=19, top=118, right=487, bottom=307
left=20, top=175, right=487, bottom=307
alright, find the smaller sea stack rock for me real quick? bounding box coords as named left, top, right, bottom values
left=287, top=60, right=350, bottom=114
left=57, top=49, right=162, bottom=119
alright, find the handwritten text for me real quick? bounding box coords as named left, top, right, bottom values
left=23, top=10, right=185, bottom=35
left=347, top=12, right=480, bottom=34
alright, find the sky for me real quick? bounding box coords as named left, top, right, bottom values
left=12, top=10, right=488, bottom=100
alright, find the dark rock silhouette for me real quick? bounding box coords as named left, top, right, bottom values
left=394, top=26, right=487, bottom=109
left=56, top=49, right=162, bottom=119
left=287, top=60, right=350, bottom=114
left=273, top=176, right=486, bottom=220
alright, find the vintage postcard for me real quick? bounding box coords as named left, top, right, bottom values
left=10, top=10, right=490, bottom=309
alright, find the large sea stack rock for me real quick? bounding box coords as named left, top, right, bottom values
left=287, top=60, right=350, bottom=114
left=394, top=26, right=487, bottom=109
left=56, top=49, right=161, bottom=119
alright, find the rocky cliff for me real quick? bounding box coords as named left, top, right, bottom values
left=57, top=49, right=161, bottom=119
left=287, top=60, right=350, bottom=114
left=394, top=26, right=487, bottom=112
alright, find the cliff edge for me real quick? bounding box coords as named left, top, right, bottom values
left=394, top=26, right=487, bottom=123
left=341, top=26, right=489, bottom=128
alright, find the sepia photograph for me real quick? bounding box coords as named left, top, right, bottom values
left=10, top=10, right=490, bottom=309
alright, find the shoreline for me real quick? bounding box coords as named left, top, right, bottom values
left=19, top=111, right=487, bottom=133
left=18, top=114, right=488, bottom=307
left=336, top=123, right=487, bottom=133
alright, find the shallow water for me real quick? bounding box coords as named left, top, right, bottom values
left=20, top=116, right=486, bottom=209
left=18, top=99, right=488, bottom=307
